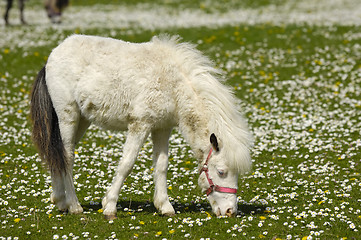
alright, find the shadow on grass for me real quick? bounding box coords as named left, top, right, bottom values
left=174, top=202, right=268, bottom=216
left=81, top=200, right=268, bottom=216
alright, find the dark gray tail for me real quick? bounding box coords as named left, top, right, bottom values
left=30, top=65, right=67, bottom=175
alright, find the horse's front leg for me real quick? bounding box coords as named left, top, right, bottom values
left=102, top=124, right=150, bottom=220
left=4, top=0, right=13, bottom=25
left=152, top=128, right=175, bottom=216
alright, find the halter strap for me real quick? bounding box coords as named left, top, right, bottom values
left=200, top=148, right=237, bottom=196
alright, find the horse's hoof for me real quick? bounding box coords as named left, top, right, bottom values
left=163, top=212, right=176, bottom=217
left=104, top=214, right=117, bottom=221
left=68, top=204, right=83, bottom=214
left=70, top=210, right=83, bottom=215
left=56, top=203, right=68, bottom=212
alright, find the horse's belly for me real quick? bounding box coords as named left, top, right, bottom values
left=93, top=117, right=129, bottom=131
left=78, top=94, right=177, bottom=131
left=76, top=94, right=127, bottom=130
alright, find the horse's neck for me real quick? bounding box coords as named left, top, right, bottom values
left=174, top=68, right=215, bottom=162
left=178, top=108, right=210, bottom=162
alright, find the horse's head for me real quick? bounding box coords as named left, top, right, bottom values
left=45, top=0, right=69, bottom=24
left=198, top=134, right=239, bottom=217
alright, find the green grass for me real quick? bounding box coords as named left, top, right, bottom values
left=1, top=0, right=361, bottom=239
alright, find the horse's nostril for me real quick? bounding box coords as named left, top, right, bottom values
left=226, top=208, right=235, bottom=217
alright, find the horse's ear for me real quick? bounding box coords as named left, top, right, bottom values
left=210, top=133, right=220, bottom=152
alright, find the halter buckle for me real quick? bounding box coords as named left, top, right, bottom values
left=206, top=185, right=214, bottom=196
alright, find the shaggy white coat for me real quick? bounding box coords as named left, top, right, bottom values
left=45, top=34, right=252, bottom=217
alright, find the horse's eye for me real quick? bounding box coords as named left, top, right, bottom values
left=217, top=170, right=226, bottom=177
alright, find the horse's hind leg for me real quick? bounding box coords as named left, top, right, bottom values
left=62, top=115, right=90, bottom=214
left=18, top=0, right=26, bottom=24
left=102, top=123, right=150, bottom=219
left=52, top=104, right=86, bottom=214
left=50, top=173, right=67, bottom=211
left=152, top=128, right=175, bottom=216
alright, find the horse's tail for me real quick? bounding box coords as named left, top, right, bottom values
left=30, top=65, right=67, bottom=175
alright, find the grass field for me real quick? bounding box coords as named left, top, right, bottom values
left=1, top=0, right=361, bottom=239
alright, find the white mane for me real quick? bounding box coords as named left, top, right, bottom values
left=151, top=35, right=253, bottom=174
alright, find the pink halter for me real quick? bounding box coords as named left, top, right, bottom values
left=200, top=148, right=238, bottom=196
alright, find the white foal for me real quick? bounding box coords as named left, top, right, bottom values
left=30, top=35, right=252, bottom=219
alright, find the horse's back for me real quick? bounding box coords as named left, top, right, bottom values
left=46, top=35, right=178, bottom=131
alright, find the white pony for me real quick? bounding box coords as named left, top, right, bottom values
left=30, top=35, right=252, bottom=219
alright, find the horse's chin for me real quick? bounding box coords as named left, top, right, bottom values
left=207, top=192, right=237, bottom=217
left=211, top=206, right=237, bottom=217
